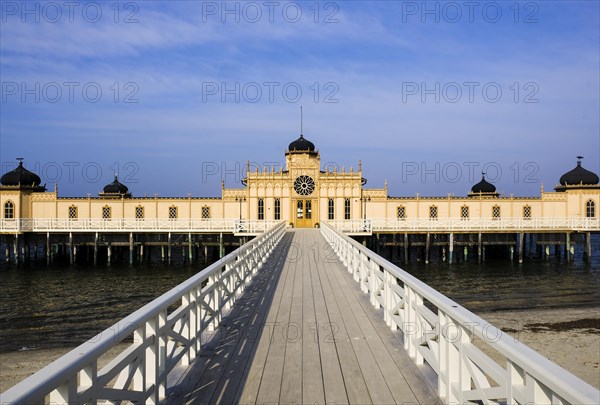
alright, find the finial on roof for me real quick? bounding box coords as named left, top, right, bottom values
left=300, top=106, right=303, bottom=136
left=577, top=156, right=583, bottom=166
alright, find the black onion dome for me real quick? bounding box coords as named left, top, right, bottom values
left=471, top=175, right=496, bottom=194
left=288, top=134, right=315, bottom=152
left=103, top=175, right=129, bottom=194
left=1, top=161, right=42, bottom=186
left=559, top=159, right=599, bottom=186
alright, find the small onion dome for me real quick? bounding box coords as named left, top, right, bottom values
left=100, top=175, right=131, bottom=198
left=286, top=134, right=317, bottom=155
left=559, top=158, right=599, bottom=186
left=0, top=160, right=46, bottom=191
left=555, top=157, right=600, bottom=191
left=469, top=174, right=499, bottom=197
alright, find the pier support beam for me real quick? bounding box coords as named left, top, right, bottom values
left=565, top=233, right=571, bottom=262
left=5, top=241, right=10, bottom=263
left=107, top=243, right=112, bottom=266
left=188, top=232, right=193, bottom=263
left=46, top=232, right=51, bottom=265
left=168, top=233, right=172, bottom=264
left=404, top=233, right=409, bottom=264
left=518, top=233, right=524, bottom=263
left=545, top=245, right=550, bottom=259
left=68, top=232, right=74, bottom=265
left=477, top=232, right=482, bottom=263
left=448, top=233, right=454, bottom=264
left=93, top=233, right=98, bottom=265
left=14, top=234, right=19, bottom=265
left=463, top=246, right=468, bottom=262
left=129, top=233, right=134, bottom=265
left=425, top=233, right=431, bottom=264
left=219, top=232, right=224, bottom=258
left=161, top=245, right=165, bottom=263
left=140, top=244, right=144, bottom=263
left=584, top=232, right=592, bottom=263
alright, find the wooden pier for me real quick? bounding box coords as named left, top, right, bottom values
left=165, top=229, right=440, bottom=404
left=1, top=222, right=598, bottom=405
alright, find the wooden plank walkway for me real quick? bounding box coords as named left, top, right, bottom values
left=165, top=229, right=441, bottom=404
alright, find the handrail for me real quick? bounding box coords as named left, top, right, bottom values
left=0, top=221, right=286, bottom=404
left=0, top=218, right=281, bottom=234
left=321, top=221, right=599, bottom=405
left=328, top=217, right=600, bottom=233
left=2, top=217, right=599, bottom=234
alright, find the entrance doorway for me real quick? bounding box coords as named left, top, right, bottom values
left=294, top=199, right=317, bottom=228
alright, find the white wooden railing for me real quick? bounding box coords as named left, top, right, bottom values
left=0, top=221, right=286, bottom=404
left=329, top=217, right=600, bottom=234
left=321, top=221, right=599, bottom=405
left=0, top=218, right=280, bottom=234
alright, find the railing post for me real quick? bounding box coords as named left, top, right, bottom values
left=382, top=267, right=390, bottom=325
left=133, top=325, right=145, bottom=393
left=49, top=377, right=77, bottom=404
left=369, top=259, right=378, bottom=307
left=439, top=312, right=470, bottom=403
left=148, top=310, right=167, bottom=404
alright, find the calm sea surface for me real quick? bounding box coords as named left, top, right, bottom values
left=0, top=235, right=598, bottom=353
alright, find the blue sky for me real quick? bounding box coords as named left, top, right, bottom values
left=1, top=0, right=598, bottom=197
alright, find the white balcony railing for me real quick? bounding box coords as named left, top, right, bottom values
left=0, top=221, right=286, bottom=404
left=0, top=218, right=281, bottom=234
left=328, top=217, right=600, bottom=233
left=320, top=221, right=599, bottom=404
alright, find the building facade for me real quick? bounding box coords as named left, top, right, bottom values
left=1, top=135, right=599, bottom=229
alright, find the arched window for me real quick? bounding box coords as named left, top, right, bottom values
left=492, top=205, right=501, bottom=219
left=135, top=206, right=144, bottom=220
left=397, top=206, right=406, bottom=220
left=169, top=206, right=178, bottom=219
left=68, top=205, right=78, bottom=219
left=344, top=198, right=351, bottom=220
left=328, top=198, right=334, bottom=220
left=202, top=206, right=211, bottom=220
left=102, top=205, right=111, bottom=220
left=274, top=198, right=281, bottom=220
left=258, top=198, right=264, bottom=220
left=429, top=205, right=438, bottom=220
left=523, top=205, right=532, bottom=219
left=4, top=201, right=14, bottom=219
left=587, top=200, right=596, bottom=218
left=460, top=205, right=469, bottom=219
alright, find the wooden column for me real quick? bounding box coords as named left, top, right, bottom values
left=448, top=233, right=454, bottom=264
left=477, top=232, right=482, bottom=263
left=129, top=232, right=134, bottom=265
left=518, top=232, right=524, bottom=263
left=425, top=233, right=431, bottom=264
left=584, top=232, right=592, bottom=263
left=404, top=233, right=409, bottom=264
left=46, top=232, right=51, bottom=265
left=93, top=232, right=98, bottom=266
left=68, top=232, right=74, bottom=265
left=168, top=232, right=172, bottom=264
left=219, top=232, right=224, bottom=258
